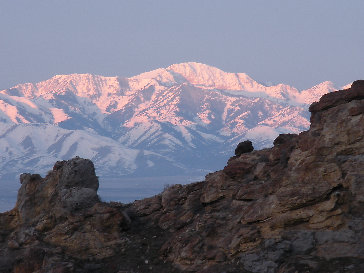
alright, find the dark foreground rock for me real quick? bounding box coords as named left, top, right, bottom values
left=0, top=82, right=364, bottom=272
left=235, top=140, right=254, bottom=156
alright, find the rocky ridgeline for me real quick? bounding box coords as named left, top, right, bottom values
left=0, top=81, right=364, bottom=272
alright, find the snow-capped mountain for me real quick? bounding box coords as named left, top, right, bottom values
left=0, top=62, right=339, bottom=179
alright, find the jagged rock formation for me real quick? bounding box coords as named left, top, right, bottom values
left=0, top=81, right=363, bottom=272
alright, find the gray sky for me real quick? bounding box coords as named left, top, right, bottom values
left=0, top=0, right=363, bottom=90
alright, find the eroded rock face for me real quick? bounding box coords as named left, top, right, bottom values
left=0, top=158, right=138, bottom=273
left=16, top=157, right=100, bottom=225
left=1, top=82, right=364, bottom=272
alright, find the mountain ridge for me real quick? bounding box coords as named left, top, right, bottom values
left=2, top=62, right=338, bottom=105
left=0, top=63, right=341, bottom=179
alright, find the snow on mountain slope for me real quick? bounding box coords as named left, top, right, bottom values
left=0, top=123, right=178, bottom=179
left=0, top=62, right=341, bottom=179
left=168, top=62, right=304, bottom=102
left=295, top=81, right=336, bottom=104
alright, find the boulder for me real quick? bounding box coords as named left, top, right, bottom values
left=234, top=140, right=254, bottom=156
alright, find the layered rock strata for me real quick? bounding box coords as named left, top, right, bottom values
left=0, top=81, right=363, bottom=272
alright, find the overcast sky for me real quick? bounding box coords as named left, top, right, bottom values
left=1, top=0, right=363, bottom=90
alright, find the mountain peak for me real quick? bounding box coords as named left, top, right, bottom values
left=167, top=62, right=256, bottom=90
left=168, top=62, right=228, bottom=76
left=296, top=81, right=336, bottom=104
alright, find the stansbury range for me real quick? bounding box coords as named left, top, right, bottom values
left=0, top=62, right=342, bottom=179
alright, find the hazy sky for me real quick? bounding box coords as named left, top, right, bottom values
left=1, top=0, right=363, bottom=90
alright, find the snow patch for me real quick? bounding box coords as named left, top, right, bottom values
left=0, top=101, right=29, bottom=124
left=50, top=108, right=70, bottom=123
left=245, top=126, right=279, bottom=143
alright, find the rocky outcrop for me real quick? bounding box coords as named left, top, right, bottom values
left=17, top=158, right=100, bottom=225
left=0, top=81, right=364, bottom=272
